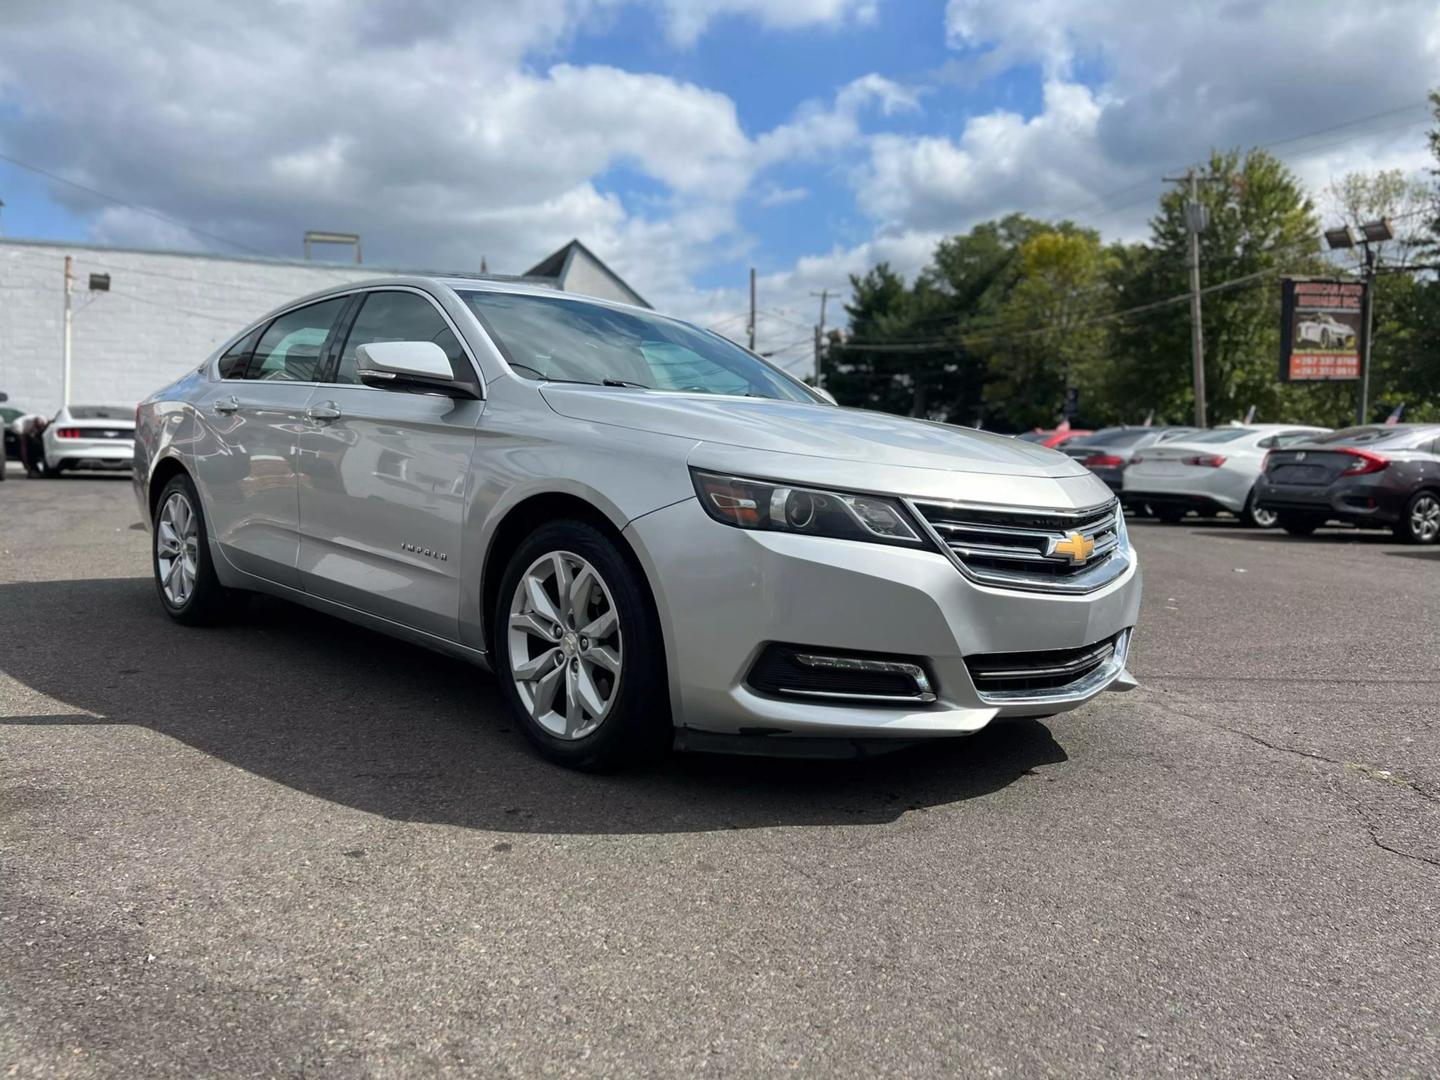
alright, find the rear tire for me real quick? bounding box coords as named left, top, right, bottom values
left=1398, top=490, right=1440, bottom=545
left=152, top=473, right=233, bottom=625
left=1242, top=489, right=1278, bottom=529
left=1278, top=513, right=1322, bottom=537
left=493, top=520, right=671, bottom=770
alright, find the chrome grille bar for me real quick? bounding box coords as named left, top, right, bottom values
left=906, top=497, right=1129, bottom=595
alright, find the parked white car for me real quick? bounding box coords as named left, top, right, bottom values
left=43, top=404, right=136, bottom=475
left=1122, top=424, right=1330, bottom=527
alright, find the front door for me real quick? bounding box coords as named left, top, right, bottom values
left=195, top=295, right=350, bottom=590
left=296, top=289, right=481, bottom=640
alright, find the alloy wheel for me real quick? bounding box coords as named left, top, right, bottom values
left=156, top=491, right=199, bottom=607
left=1411, top=494, right=1440, bottom=543
left=507, top=550, right=623, bottom=740
left=1250, top=504, right=1278, bottom=528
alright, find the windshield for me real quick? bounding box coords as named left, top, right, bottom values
left=460, top=291, right=819, bottom=403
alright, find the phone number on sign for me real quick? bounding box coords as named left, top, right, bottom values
left=1288, top=353, right=1360, bottom=379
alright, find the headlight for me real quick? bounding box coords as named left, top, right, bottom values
left=690, top=469, right=929, bottom=547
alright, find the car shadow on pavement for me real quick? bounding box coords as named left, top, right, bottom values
left=0, top=578, right=1066, bottom=835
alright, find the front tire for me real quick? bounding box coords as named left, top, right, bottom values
left=152, top=473, right=232, bottom=625
left=494, top=520, right=670, bottom=770
left=1399, top=490, right=1440, bottom=545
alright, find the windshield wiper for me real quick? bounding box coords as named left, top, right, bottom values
left=602, top=379, right=650, bottom=389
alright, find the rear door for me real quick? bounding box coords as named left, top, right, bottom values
left=295, top=288, right=482, bottom=640
left=195, top=295, right=350, bottom=589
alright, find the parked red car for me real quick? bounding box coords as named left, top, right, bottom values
left=1017, top=428, right=1092, bottom=449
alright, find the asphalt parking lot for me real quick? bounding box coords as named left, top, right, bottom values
left=2, top=473, right=1438, bottom=1078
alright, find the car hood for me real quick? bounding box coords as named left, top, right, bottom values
left=539, top=387, right=1087, bottom=479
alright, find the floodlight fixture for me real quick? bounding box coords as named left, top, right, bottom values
left=1324, top=226, right=1357, bottom=250
left=1360, top=218, right=1393, bottom=244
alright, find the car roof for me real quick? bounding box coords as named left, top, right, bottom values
left=265, top=274, right=657, bottom=323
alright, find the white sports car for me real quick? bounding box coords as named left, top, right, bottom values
left=1294, top=313, right=1356, bottom=350
left=43, top=404, right=136, bottom=475
left=1122, top=424, right=1330, bottom=527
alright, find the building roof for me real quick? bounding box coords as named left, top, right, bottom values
left=523, top=239, right=650, bottom=309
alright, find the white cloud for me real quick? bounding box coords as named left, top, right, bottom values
left=854, top=79, right=1116, bottom=231
left=647, top=0, right=878, bottom=48
left=758, top=184, right=810, bottom=208
left=841, top=0, right=1440, bottom=246
left=756, top=74, right=919, bottom=165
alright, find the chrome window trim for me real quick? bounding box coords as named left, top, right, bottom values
left=904, top=496, right=1131, bottom=595
left=315, top=285, right=486, bottom=393
left=209, top=285, right=487, bottom=397
left=970, top=630, right=1132, bottom=705
left=212, top=289, right=363, bottom=383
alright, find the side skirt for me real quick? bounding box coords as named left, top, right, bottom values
left=212, top=541, right=492, bottom=672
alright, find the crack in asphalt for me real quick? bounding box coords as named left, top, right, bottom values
left=1139, top=689, right=1440, bottom=872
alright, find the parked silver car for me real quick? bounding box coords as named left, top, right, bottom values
left=133, top=277, right=1141, bottom=768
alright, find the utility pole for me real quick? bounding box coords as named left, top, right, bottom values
left=811, top=288, right=830, bottom=386
left=62, top=255, right=74, bottom=409
left=1164, top=168, right=1210, bottom=427
left=747, top=267, right=757, bottom=351
left=1358, top=243, right=1377, bottom=425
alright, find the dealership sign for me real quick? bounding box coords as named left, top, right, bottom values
left=1279, top=278, right=1364, bottom=381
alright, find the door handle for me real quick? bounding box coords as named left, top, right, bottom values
left=213, top=396, right=239, bottom=415
left=306, top=402, right=342, bottom=422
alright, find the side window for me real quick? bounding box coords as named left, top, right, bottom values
left=217, top=327, right=261, bottom=379
left=335, top=291, right=470, bottom=386
left=244, top=297, right=347, bottom=382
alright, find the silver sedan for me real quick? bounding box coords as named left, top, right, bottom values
left=134, top=277, right=1141, bottom=768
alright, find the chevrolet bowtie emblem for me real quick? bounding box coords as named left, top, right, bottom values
left=1048, top=530, right=1095, bottom=565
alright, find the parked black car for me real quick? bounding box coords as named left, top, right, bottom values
left=1060, top=425, right=1200, bottom=493
left=1255, top=424, right=1440, bottom=543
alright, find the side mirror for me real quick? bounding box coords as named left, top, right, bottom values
left=814, top=386, right=838, bottom=405
left=0, top=391, right=8, bottom=403
left=356, top=341, right=482, bottom=399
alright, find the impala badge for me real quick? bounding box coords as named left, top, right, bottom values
left=401, top=542, right=448, bottom=562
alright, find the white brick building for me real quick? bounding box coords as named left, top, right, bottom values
left=0, top=237, right=647, bottom=415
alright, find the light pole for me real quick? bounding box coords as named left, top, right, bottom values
left=1324, top=218, right=1392, bottom=425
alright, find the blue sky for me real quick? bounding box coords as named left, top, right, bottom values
left=2, top=0, right=1437, bottom=370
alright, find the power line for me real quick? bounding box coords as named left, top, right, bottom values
left=102, top=286, right=247, bottom=324
left=68, top=257, right=305, bottom=301
left=0, top=149, right=272, bottom=257
left=837, top=205, right=1435, bottom=354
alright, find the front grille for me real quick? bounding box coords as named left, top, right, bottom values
left=747, top=645, right=935, bottom=706
left=966, top=632, right=1126, bottom=699
left=909, top=499, right=1124, bottom=593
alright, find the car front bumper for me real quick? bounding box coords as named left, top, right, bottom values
left=625, top=498, right=1141, bottom=743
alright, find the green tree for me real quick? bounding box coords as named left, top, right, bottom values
left=1111, top=148, right=1329, bottom=425
left=978, top=228, right=1114, bottom=428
